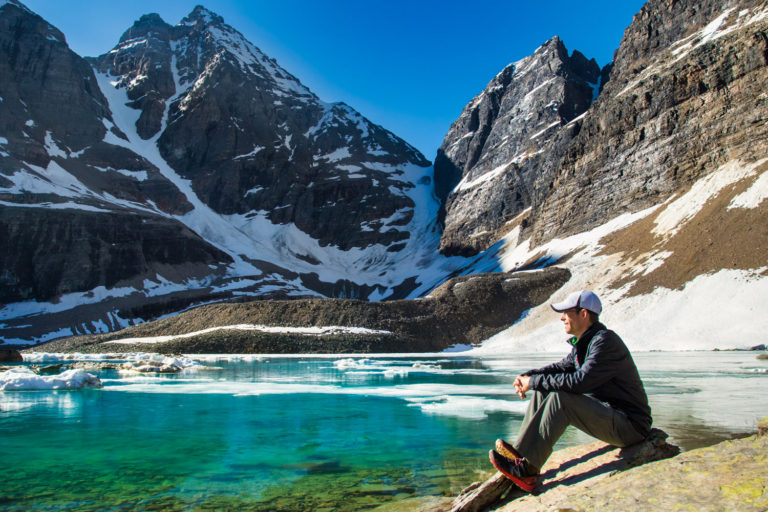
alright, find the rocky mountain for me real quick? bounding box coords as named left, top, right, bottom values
left=0, top=1, right=456, bottom=344
left=438, top=0, right=768, bottom=256
left=435, top=37, right=602, bottom=256
left=441, top=0, right=768, bottom=353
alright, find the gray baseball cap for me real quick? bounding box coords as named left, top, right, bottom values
left=550, top=290, right=602, bottom=315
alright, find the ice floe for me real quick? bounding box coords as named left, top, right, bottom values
left=0, top=367, right=101, bottom=391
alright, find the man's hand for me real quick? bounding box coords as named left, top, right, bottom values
left=513, top=375, right=530, bottom=399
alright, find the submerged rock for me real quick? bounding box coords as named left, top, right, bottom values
left=30, top=364, right=64, bottom=375
left=68, top=362, right=122, bottom=371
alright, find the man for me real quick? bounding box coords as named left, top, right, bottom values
left=489, top=289, right=652, bottom=492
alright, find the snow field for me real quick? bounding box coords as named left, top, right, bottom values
left=473, top=157, right=768, bottom=354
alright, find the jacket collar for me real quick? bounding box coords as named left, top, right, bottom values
left=571, top=322, right=605, bottom=365
left=566, top=321, right=605, bottom=347
left=578, top=321, right=605, bottom=345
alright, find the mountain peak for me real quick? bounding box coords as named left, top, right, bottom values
left=0, top=0, right=32, bottom=13
left=180, top=5, right=224, bottom=27
left=118, top=12, right=171, bottom=43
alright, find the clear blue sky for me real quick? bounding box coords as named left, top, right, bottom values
left=23, top=0, right=646, bottom=160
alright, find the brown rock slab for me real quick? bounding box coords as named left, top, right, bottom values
left=531, top=433, right=768, bottom=512
left=450, top=429, right=678, bottom=512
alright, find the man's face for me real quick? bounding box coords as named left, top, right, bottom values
left=561, top=308, right=589, bottom=338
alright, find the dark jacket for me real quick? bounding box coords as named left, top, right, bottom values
left=524, top=322, right=652, bottom=436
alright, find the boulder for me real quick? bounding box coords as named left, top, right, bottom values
left=0, top=349, right=23, bottom=362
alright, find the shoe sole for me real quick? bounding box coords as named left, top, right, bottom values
left=488, top=450, right=536, bottom=493
left=494, top=438, right=521, bottom=461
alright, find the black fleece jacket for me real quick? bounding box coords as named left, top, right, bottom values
left=524, top=322, right=652, bottom=436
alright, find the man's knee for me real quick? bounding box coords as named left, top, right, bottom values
left=542, top=390, right=574, bottom=409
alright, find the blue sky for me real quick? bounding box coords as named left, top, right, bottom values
left=23, top=0, right=646, bottom=160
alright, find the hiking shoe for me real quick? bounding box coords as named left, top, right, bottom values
left=494, top=438, right=521, bottom=461
left=488, top=450, right=538, bottom=493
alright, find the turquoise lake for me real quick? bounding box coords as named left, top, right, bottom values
left=1, top=351, right=766, bottom=511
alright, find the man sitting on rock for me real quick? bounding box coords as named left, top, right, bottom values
left=490, top=289, right=652, bottom=492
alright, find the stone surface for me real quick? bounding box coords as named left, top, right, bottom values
left=450, top=429, right=678, bottom=512
left=505, top=432, right=768, bottom=511
left=444, top=426, right=768, bottom=512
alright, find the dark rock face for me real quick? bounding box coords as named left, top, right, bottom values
left=0, top=0, right=108, bottom=160
left=434, top=37, right=601, bottom=256
left=528, top=0, right=768, bottom=245
left=0, top=1, right=228, bottom=337
left=0, top=206, right=231, bottom=304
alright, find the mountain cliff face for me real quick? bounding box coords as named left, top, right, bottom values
left=437, top=0, right=768, bottom=256
left=0, top=1, right=448, bottom=344
left=447, top=0, right=768, bottom=353
left=527, top=0, right=768, bottom=246
left=434, top=37, right=601, bottom=256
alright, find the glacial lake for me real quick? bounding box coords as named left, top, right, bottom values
left=1, top=351, right=766, bottom=511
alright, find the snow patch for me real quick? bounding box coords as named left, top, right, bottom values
left=233, top=146, right=264, bottom=160
left=43, top=131, right=68, bottom=158
left=729, top=167, right=768, bottom=209
left=653, top=158, right=767, bottom=238
left=453, top=162, right=508, bottom=193
left=315, top=147, right=350, bottom=162
left=529, top=120, right=561, bottom=140
left=103, top=324, right=393, bottom=345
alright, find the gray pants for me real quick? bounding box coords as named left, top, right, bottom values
left=512, top=390, right=645, bottom=470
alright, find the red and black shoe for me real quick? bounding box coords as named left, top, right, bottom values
left=488, top=450, right=538, bottom=493
left=494, top=438, right=521, bottom=461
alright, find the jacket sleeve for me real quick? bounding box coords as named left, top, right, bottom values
left=528, top=334, right=619, bottom=393
left=523, top=350, right=576, bottom=376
